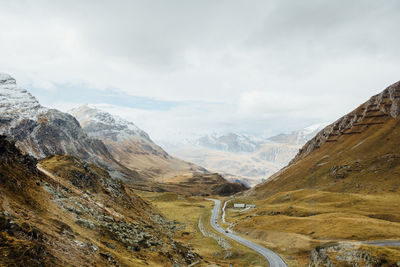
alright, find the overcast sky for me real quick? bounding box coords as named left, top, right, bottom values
left=1, top=0, right=400, bottom=141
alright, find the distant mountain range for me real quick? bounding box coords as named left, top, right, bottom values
left=164, top=125, right=325, bottom=187
left=267, top=123, right=326, bottom=146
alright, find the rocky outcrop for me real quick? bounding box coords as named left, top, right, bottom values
left=308, top=242, right=394, bottom=267
left=198, top=216, right=231, bottom=250
left=292, top=81, right=400, bottom=164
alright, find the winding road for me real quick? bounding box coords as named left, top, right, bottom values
left=207, top=199, right=288, bottom=267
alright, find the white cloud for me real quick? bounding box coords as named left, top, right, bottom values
left=1, top=0, right=400, bottom=139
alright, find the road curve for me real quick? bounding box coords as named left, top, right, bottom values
left=206, top=199, right=288, bottom=267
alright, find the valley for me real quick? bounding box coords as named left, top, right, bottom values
left=2, top=2, right=400, bottom=266
left=2, top=72, right=400, bottom=266
left=164, top=126, right=323, bottom=187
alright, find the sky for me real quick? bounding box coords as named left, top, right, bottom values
left=1, top=0, right=400, bottom=142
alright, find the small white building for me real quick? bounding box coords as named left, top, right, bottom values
left=246, top=204, right=256, bottom=208
left=233, top=203, right=245, bottom=208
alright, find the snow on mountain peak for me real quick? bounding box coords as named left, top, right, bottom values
left=301, top=123, right=327, bottom=135
left=69, top=105, right=152, bottom=142
left=0, top=73, right=15, bottom=84
left=0, top=73, right=45, bottom=120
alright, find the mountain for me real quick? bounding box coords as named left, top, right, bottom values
left=196, top=132, right=261, bottom=153
left=69, top=105, right=247, bottom=195
left=0, top=73, right=140, bottom=181
left=0, top=135, right=201, bottom=266
left=267, top=123, right=325, bottom=146
left=165, top=128, right=321, bottom=187
left=69, top=105, right=206, bottom=180
left=226, top=81, right=400, bottom=266
left=253, top=81, right=400, bottom=196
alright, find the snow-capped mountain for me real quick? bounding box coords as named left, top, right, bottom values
left=0, top=73, right=46, bottom=120
left=0, top=73, right=140, bottom=181
left=267, top=123, right=326, bottom=146
left=166, top=126, right=324, bottom=187
left=70, top=105, right=207, bottom=180
left=195, top=132, right=261, bottom=153
left=70, top=105, right=152, bottom=143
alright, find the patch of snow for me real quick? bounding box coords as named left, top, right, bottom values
left=0, top=73, right=47, bottom=121
left=69, top=105, right=152, bottom=142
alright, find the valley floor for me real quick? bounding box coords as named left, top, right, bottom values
left=135, top=191, right=269, bottom=267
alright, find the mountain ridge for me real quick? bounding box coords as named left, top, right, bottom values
left=290, top=81, right=400, bottom=164
left=69, top=105, right=208, bottom=180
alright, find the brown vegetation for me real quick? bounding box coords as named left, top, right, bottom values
left=226, top=82, right=400, bottom=265
left=0, top=136, right=201, bottom=266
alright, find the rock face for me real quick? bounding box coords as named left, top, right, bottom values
left=70, top=105, right=207, bottom=180
left=292, top=81, right=400, bottom=164
left=308, top=242, right=395, bottom=267
left=0, top=73, right=140, bottom=181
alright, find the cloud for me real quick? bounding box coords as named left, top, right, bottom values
left=1, top=0, right=400, bottom=139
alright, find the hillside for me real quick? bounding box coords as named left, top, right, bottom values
left=69, top=105, right=206, bottom=180
left=0, top=135, right=201, bottom=266
left=225, top=81, right=400, bottom=266
left=252, top=80, right=400, bottom=197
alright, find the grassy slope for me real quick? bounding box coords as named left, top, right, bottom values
left=252, top=117, right=400, bottom=197
left=225, top=85, right=400, bottom=265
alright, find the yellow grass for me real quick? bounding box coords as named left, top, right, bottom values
left=136, top=191, right=269, bottom=266
left=226, top=189, right=400, bottom=265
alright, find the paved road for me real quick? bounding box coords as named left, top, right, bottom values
left=207, top=199, right=288, bottom=267
left=365, top=240, right=400, bottom=247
